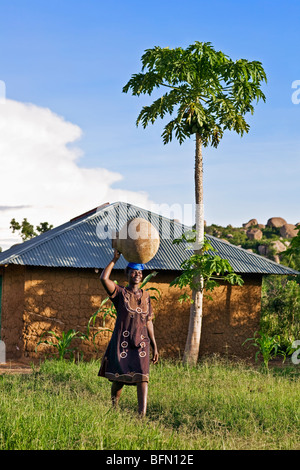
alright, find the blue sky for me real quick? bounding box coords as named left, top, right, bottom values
left=0, top=0, right=300, bottom=248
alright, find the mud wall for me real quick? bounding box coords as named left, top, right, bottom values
left=0, top=266, right=262, bottom=361
left=143, top=271, right=262, bottom=359
left=1, top=265, right=25, bottom=358
left=199, top=275, right=262, bottom=357
left=23, top=266, right=113, bottom=360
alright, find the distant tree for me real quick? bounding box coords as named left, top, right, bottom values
left=123, top=41, right=267, bottom=365
left=36, top=221, right=54, bottom=235
left=10, top=218, right=53, bottom=241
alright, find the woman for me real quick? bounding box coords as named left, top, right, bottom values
left=98, top=249, right=159, bottom=416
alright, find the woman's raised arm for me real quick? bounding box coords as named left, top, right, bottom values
left=100, top=250, right=121, bottom=296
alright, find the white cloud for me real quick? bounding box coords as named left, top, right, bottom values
left=0, top=99, right=155, bottom=251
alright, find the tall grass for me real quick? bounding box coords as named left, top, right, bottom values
left=0, top=358, right=299, bottom=450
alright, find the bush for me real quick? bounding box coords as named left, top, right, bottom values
left=261, top=276, right=300, bottom=351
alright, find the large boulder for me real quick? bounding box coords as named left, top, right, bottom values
left=243, top=218, right=258, bottom=228
left=279, top=224, right=299, bottom=238
left=246, top=228, right=263, bottom=240
left=258, top=240, right=287, bottom=263
left=258, top=245, right=267, bottom=256
left=266, top=217, right=287, bottom=228
left=270, top=239, right=287, bottom=253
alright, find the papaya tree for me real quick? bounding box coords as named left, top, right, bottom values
left=123, top=41, right=267, bottom=365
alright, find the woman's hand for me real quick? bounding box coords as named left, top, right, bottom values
left=147, top=319, right=159, bottom=364
left=151, top=346, right=159, bottom=364
left=113, top=249, right=121, bottom=262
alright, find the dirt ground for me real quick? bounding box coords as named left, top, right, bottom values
left=0, top=359, right=36, bottom=375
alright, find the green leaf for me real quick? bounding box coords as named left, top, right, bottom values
left=140, top=271, right=158, bottom=288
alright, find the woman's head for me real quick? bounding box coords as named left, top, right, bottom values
left=125, top=262, right=144, bottom=286
left=126, top=268, right=143, bottom=285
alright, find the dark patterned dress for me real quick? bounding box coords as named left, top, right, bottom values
left=98, top=285, right=154, bottom=385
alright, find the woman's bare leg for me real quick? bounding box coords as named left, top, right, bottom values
left=111, top=381, right=124, bottom=407
left=137, top=382, right=148, bottom=416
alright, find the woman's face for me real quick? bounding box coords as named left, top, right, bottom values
left=128, top=269, right=143, bottom=285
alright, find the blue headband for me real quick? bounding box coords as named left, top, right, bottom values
left=127, top=262, right=145, bottom=271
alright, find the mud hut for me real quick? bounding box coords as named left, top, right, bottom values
left=0, top=201, right=297, bottom=361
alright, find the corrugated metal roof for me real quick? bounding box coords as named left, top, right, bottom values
left=0, top=201, right=298, bottom=275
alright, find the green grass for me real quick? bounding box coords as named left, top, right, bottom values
left=0, top=357, right=299, bottom=450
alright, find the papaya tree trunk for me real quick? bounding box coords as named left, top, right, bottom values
left=183, top=132, right=204, bottom=365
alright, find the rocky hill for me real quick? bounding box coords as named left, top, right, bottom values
left=205, top=217, right=300, bottom=264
